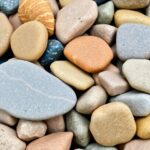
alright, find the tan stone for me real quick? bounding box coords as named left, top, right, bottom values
left=48, top=0, right=59, bottom=16
left=59, top=0, right=72, bottom=7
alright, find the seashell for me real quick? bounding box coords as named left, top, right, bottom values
left=18, top=0, right=55, bottom=36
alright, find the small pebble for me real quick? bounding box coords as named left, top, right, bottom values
left=48, top=0, right=59, bottom=16
left=59, top=0, right=72, bottom=7
left=146, top=3, right=150, bottom=16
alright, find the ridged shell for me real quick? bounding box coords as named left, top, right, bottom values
left=18, top=0, right=55, bottom=36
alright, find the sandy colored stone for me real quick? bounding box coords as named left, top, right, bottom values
left=48, top=0, right=59, bottom=16
left=59, top=0, right=72, bottom=7
left=46, top=116, right=65, bottom=133
left=90, top=102, right=136, bottom=146
left=0, top=12, right=13, bottom=57
left=76, top=86, right=107, bottom=114
left=56, top=0, right=98, bottom=44
left=9, top=13, right=22, bottom=30
left=64, top=36, right=113, bottom=73
left=50, top=61, right=94, bottom=90
left=0, top=110, right=17, bottom=126
left=115, top=10, right=150, bottom=27
left=26, top=132, right=73, bottom=150
left=11, top=21, right=48, bottom=61
left=17, top=120, right=47, bottom=142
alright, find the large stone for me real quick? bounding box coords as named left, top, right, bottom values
left=0, top=59, right=77, bottom=120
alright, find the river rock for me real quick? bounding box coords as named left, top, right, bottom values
left=59, top=0, right=72, bottom=7
left=49, top=0, right=59, bottom=16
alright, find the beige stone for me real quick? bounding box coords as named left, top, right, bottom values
left=48, top=0, right=59, bottom=16
left=17, top=120, right=47, bottom=142
left=46, top=116, right=65, bottom=133
left=59, top=0, right=72, bottom=7
left=90, top=102, right=136, bottom=146
left=50, top=61, right=94, bottom=90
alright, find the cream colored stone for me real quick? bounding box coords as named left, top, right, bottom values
left=48, top=0, right=59, bottom=16
left=59, top=0, right=72, bottom=7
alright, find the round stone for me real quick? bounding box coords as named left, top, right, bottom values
left=90, top=102, right=136, bottom=146
left=11, top=21, right=48, bottom=61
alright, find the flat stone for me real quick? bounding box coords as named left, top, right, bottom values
left=111, top=91, right=150, bottom=117
left=48, top=0, right=59, bottom=16
left=97, top=1, right=114, bottom=24
left=117, top=24, right=150, bottom=61
left=0, top=59, right=77, bottom=120
left=26, top=132, right=73, bottom=150
left=94, top=0, right=110, bottom=5
left=66, top=110, right=90, bottom=147
left=40, top=39, right=64, bottom=66
left=76, top=86, right=107, bottom=114
left=123, top=59, right=150, bottom=94
left=56, top=0, right=98, bottom=44
left=113, top=0, right=150, bottom=9
left=50, top=61, right=94, bottom=90
left=90, top=102, right=136, bottom=146
left=115, top=10, right=150, bottom=27
left=0, top=123, right=26, bottom=150
left=64, top=36, right=113, bottom=73
left=59, top=0, right=72, bottom=7
left=17, top=120, right=47, bottom=142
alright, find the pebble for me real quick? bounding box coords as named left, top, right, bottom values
left=11, top=21, right=48, bottom=61
left=64, top=36, right=113, bottom=73
left=26, top=132, right=73, bottom=150
left=18, top=0, right=55, bottom=36
left=0, top=12, right=13, bottom=57
left=0, top=59, right=77, bottom=120
left=90, top=102, right=136, bottom=146
left=123, top=59, right=150, bottom=94
left=0, top=0, right=19, bottom=15
left=111, top=91, right=150, bottom=117
left=115, top=10, right=150, bottom=27
left=94, top=0, right=110, bottom=5
left=146, top=4, right=150, bottom=16
left=40, top=39, right=64, bottom=66
left=59, top=0, right=72, bottom=7
left=76, top=86, right=107, bottom=114
left=46, top=115, right=65, bottom=133
left=17, top=120, right=47, bottom=142
left=48, top=0, right=59, bottom=16
left=56, top=0, right=98, bottom=43
left=98, top=71, right=129, bottom=96
left=85, top=143, right=118, bottom=150
left=117, top=24, right=150, bottom=61
left=136, top=115, right=150, bottom=139
left=0, top=123, right=26, bottom=150
left=66, top=110, right=90, bottom=147
left=50, top=61, right=94, bottom=90
left=0, top=110, right=17, bottom=126
left=97, top=1, right=114, bottom=24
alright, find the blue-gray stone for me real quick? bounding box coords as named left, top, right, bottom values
left=117, top=24, right=150, bottom=61
left=94, top=0, right=110, bottom=5
left=40, top=39, right=64, bottom=66
left=0, top=59, right=77, bottom=120
left=0, top=0, right=19, bottom=15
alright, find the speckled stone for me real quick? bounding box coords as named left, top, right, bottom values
left=117, top=24, right=150, bottom=61
left=0, top=0, right=19, bottom=15
left=66, top=110, right=90, bottom=147
left=40, top=39, right=64, bottom=66
left=0, top=59, right=77, bottom=120
left=94, top=0, right=110, bottom=5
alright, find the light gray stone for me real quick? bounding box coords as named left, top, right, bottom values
left=146, top=4, right=150, bottom=16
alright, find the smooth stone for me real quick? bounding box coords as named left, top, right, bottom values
left=56, top=0, right=98, bottom=44
left=94, top=0, right=110, bottom=5
left=0, top=12, right=13, bottom=57
left=90, top=102, right=136, bottom=146
left=86, top=143, right=118, bottom=150
left=136, top=115, right=150, bottom=139
left=11, top=21, right=48, bottom=61
left=0, top=59, right=77, bottom=120
left=59, top=0, right=72, bottom=7
left=115, top=10, right=150, bottom=27
left=66, top=110, right=90, bottom=147
left=111, top=91, right=150, bottom=117
left=123, top=59, right=150, bottom=94
left=97, top=1, right=114, bottom=24
left=17, top=120, right=47, bottom=142
left=46, top=115, right=65, bottom=133
left=0, top=110, right=17, bottom=126
left=64, top=36, right=113, bottom=73
left=48, top=0, right=59, bottom=16
left=26, top=132, right=73, bottom=150
left=76, top=86, right=107, bottom=114
left=98, top=71, right=129, bottom=96
left=146, top=4, right=150, bottom=16
left=117, top=24, right=150, bottom=61
left=90, top=24, right=117, bottom=45
left=40, top=39, right=64, bottom=66
left=123, top=139, right=150, bottom=150
left=113, top=0, right=150, bottom=9
left=0, top=123, right=26, bottom=150
left=0, top=0, right=19, bottom=15
left=50, top=61, right=94, bottom=90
